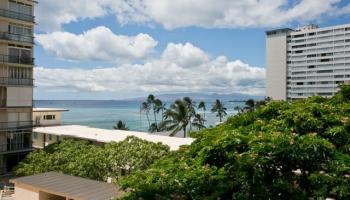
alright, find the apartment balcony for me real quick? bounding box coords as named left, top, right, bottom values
left=0, top=77, right=33, bottom=86
left=0, top=142, right=32, bottom=154
left=0, top=9, right=34, bottom=23
left=0, top=32, right=33, bottom=44
left=0, top=121, right=33, bottom=130
left=0, top=54, right=34, bottom=65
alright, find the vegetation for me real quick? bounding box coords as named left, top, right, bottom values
left=14, top=137, right=169, bottom=181
left=120, top=85, right=350, bottom=199
left=141, top=94, right=165, bottom=132
left=159, top=98, right=193, bottom=137
left=198, top=101, right=206, bottom=121
left=211, top=99, right=227, bottom=122
left=113, top=120, right=129, bottom=130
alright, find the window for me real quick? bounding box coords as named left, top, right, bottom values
left=320, top=59, right=330, bottom=62
left=48, top=134, right=52, bottom=141
left=9, top=1, right=32, bottom=15
left=44, top=115, right=55, bottom=120
left=307, top=54, right=316, bottom=58
left=33, top=132, right=37, bottom=139
left=8, top=24, right=32, bottom=36
left=294, top=34, right=304, bottom=38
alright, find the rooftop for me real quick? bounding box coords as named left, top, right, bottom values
left=33, top=125, right=195, bottom=150
left=33, top=108, right=69, bottom=112
left=11, top=172, right=121, bottom=200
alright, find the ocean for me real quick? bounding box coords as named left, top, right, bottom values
left=34, top=100, right=245, bottom=132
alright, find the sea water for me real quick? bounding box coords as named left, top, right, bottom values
left=34, top=100, right=245, bottom=132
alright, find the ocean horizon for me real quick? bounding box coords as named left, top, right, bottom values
left=34, top=100, right=245, bottom=132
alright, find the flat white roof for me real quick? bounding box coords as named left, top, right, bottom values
left=33, top=108, right=69, bottom=112
left=33, top=125, right=194, bottom=151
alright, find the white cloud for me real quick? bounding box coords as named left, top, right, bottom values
left=36, top=0, right=349, bottom=31
left=35, top=43, right=265, bottom=98
left=35, top=26, right=158, bottom=62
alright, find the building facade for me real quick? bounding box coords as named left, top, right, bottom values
left=266, top=24, right=350, bottom=100
left=0, top=0, right=35, bottom=175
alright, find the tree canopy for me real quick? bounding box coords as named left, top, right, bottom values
left=120, top=85, right=350, bottom=200
left=14, top=137, right=170, bottom=181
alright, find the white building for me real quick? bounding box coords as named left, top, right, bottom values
left=266, top=24, right=350, bottom=100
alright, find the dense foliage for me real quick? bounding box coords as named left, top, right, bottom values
left=14, top=137, right=169, bottom=181
left=120, top=85, right=350, bottom=199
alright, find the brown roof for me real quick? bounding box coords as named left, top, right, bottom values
left=11, top=172, right=122, bottom=200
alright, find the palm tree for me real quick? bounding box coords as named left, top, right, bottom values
left=154, top=99, right=166, bottom=122
left=147, top=94, right=157, bottom=124
left=245, top=99, right=255, bottom=111
left=211, top=99, right=227, bottom=123
left=159, top=99, right=191, bottom=137
left=140, top=101, right=151, bottom=129
left=192, top=113, right=206, bottom=130
left=149, top=123, right=158, bottom=133
left=113, top=120, right=129, bottom=130
left=234, top=106, right=243, bottom=114
left=183, top=97, right=196, bottom=131
left=198, top=101, right=206, bottom=121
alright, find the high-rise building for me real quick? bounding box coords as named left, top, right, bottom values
left=0, top=0, right=35, bottom=175
left=266, top=24, right=350, bottom=100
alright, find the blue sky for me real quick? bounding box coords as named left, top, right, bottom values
left=33, top=0, right=350, bottom=100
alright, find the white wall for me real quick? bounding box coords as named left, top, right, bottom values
left=33, top=111, right=62, bottom=126
left=7, top=87, right=33, bottom=107
left=266, top=33, right=288, bottom=100
left=15, top=186, right=39, bottom=200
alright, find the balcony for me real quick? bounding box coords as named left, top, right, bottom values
left=0, top=54, right=34, bottom=65
left=0, top=32, right=33, bottom=44
left=0, top=77, right=33, bottom=86
left=0, top=142, right=32, bottom=153
left=0, top=121, right=33, bottom=130
left=0, top=9, right=34, bottom=23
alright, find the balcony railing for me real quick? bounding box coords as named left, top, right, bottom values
left=0, top=9, right=34, bottom=22
left=0, top=32, right=33, bottom=44
left=0, top=142, right=32, bottom=153
left=0, top=121, right=33, bottom=129
left=0, top=77, right=33, bottom=86
left=0, top=54, right=34, bottom=65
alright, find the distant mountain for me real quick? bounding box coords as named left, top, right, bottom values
left=127, top=92, right=264, bottom=102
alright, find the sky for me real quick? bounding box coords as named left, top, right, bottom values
left=33, top=0, right=350, bottom=100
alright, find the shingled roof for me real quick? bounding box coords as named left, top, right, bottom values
left=11, top=172, right=122, bottom=200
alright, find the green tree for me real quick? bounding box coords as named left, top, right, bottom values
left=113, top=120, right=129, bottom=130
left=183, top=97, right=196, bottom=132
left=154, top=99, right=166, bottom=122
left=140, top=101, right=151, bottom=129
left=159, top=98, right=192, bottom=137
left=120, top=85, right=350, bottom=200
left=14, top=137, right=170, bottom=182
left=211, top=99, right=227, bottom=122
left=192, top=113, right=206, bottom=130
left=198, top=101, right=206, bottom=121
left=244, top=98, right=255, bottom=111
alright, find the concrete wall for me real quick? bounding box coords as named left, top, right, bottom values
left=15, top=186, right=39, bottom=200
left=266, top=33, right=288, bottom=100
left=7, top=86, right=33, bottom=107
